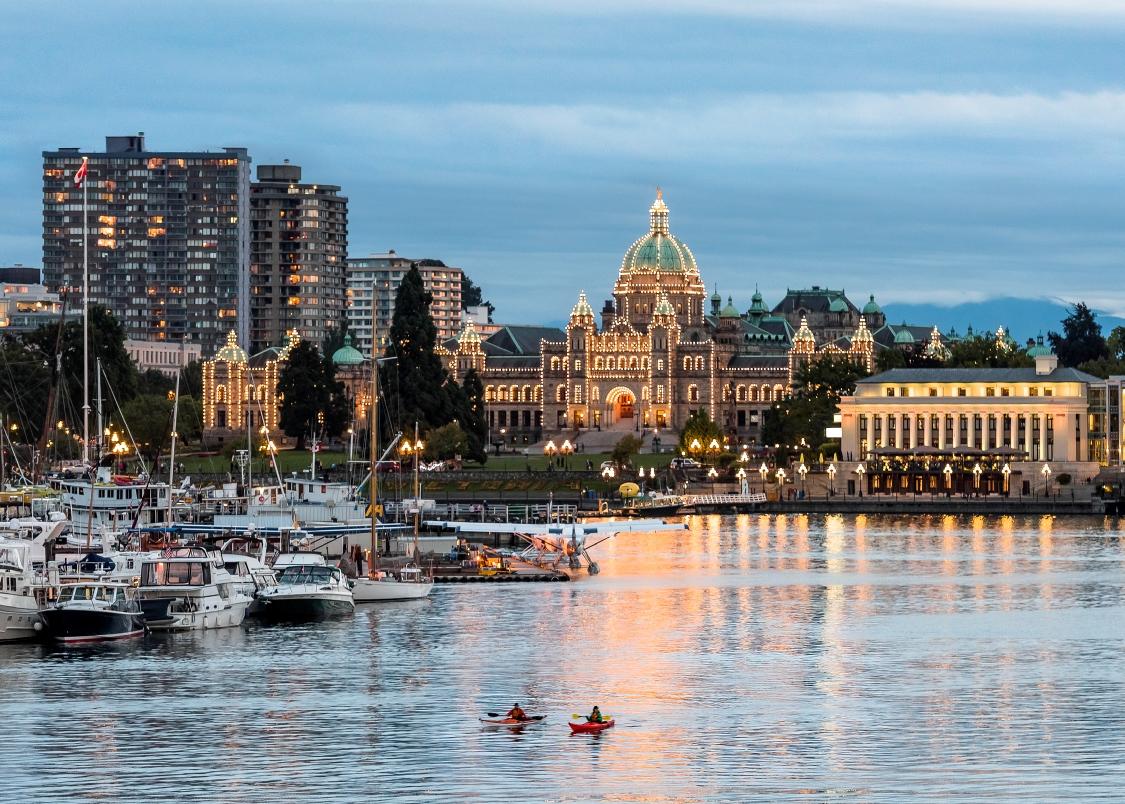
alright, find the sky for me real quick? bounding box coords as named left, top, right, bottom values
left=2, top=0, right=1125, bottom=338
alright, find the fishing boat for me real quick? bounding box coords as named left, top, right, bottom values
left=133, top=546, right=253, bottom=630
left=0, top=538, right=41, bottom=642
left=39, top=579, right=145, bottom=643
left=256, top=552, right=354, bottom=620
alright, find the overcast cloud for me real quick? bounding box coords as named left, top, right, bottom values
left=1, top=1, right=1123, bottom=331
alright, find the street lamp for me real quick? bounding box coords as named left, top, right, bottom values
left=972, top=462, right=982, bottom=491
left=1041, top=462, right=1052, bottom=496
left=775, top=467, right=786, bottom=487
left=855, top=463, right=866, bottom=497
left=943, top=463, right=953, bottom=492
left=759, top=462, right=768, bottom=491
left=827, top=462, right=837, bottom=496
left=797, top=462, right=808, bottom=498
left=560, top=439, right=573, bottom=469
left=735, top=466, right=748, bottom=494
left=1001, top=462, right=1011, bottom=495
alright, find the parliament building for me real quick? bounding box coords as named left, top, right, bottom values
left=439, top=192, right=940, bottom=450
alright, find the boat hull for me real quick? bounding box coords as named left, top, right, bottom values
left=0, top=600, right=41, bottom=642
left=138, top=596, right=251, bottom=631
left=257, top=594, right=354, bottom=621
left=40, top=608, right=145, bottom=643
left=569, top=719, right=615, bottom=733
left=352, top=577, right=433, bottom=602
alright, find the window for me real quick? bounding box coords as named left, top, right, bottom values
left=1029, top=387, right=1039, bottom=397
left=899, top=387, right=908, bottom=397
left=688, top=384, right=699, bottom=402
left=575, top=359, right=582, bottom=372
left=594, top=357, right=604, bottom=370
left=928, top=388, right=937, bottom=396
left=607, top=357, right=616, bottom=371
left=683, top=356, right=692, bottom=371
left=886, top=388, right=895, bottom=397
left=986, top=387, right=995, bottom=397
left=695, top=357, right=704, bottom=371
left=657, top=359, right=664, bottom=371
left=957, top=387, right=967, bottom=397
left=555, top=385, right=566, bottom=403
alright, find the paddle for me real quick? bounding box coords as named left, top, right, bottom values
left=485, top=712, right=545, bottom=721
left=571, top=713, right=612, bottom=720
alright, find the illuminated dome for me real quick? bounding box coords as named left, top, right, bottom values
left=215, top=330, right=248, bottom=363
left=458, top=319, right=482, bottom=347
left=331, top=333, right=364, bottom=366
left=619, top=190, right=699, bottom=277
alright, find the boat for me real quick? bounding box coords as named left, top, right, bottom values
left=39, top=579, right=145, bottom=643
left=479, top=716, right=546, bottom=728
left=569, top=718, right=615, bottom=733
left=133, top=546, right=254, bottom=630
left=256, top=552, right=354, bottom=621
left=220, top=549, right=279, bottom=616
left=0, top=538, right=42, bottom=642
left=351, top=564, right=433, bottom=602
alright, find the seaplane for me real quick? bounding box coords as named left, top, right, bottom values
left=422, top=516, right=685, bottom=575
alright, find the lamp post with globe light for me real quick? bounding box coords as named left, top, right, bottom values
left=855, top=463, right=866, bottom=497
left=827, top=463, right=836, bottom=497
left=759, top=462, right=768, bottom=492
left=1041, top=462, right=1052, bottom=497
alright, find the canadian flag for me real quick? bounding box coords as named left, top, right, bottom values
left=73, top=157, right=88, bottom=187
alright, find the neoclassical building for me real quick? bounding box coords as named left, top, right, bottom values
left=441, top=192, right=881, bottom=449
left=202, top=330, right=299, bottom=444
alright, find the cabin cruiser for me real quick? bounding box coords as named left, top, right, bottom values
left=39, top=580, right=145, bottom=643
left=134, top=546, right=253, bottom=630
left=256, top=552, right=354, bottom=621
left=351, top=564, right=433, bottom=602
left=50, top=468, right=173, bottom=545
left=0, top=538, right=41, bottom=642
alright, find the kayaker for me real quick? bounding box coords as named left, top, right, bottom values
left=586, top=706, right=603, bottom=723
left=506, top=703, right=528, bottom=722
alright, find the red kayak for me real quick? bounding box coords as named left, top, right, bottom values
left=479, top=716, right=545, bottom=728
left=569, top=719, right=615, bottom=733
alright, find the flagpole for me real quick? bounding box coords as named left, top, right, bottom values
left=81, top=156, right=90, bottom=467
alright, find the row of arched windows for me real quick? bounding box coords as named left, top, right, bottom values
left=593, top=355, right=649, bottom=371
left=213, top=385, right=269, bottom=404
left=682, top=356, right=706, bottom=371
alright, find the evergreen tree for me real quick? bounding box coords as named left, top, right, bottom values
left=278, top=340, right=346, bottom=449
left=383, top=266, right=457, bottom=432
left=0, top=336, right=51, bottom=441
left=947, top=335, right=1032, bottom=369
left=461, top=273, right=494, bottom=321
left=1048, top=302, right=1107, bottom=367
left=763, top=355, right=869, bottom=458
left=458, top=368, right=488, bottom=463
left=678, top=409, right=723, bottom=454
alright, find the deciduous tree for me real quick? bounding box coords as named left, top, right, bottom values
left=1048, top=302, right=1107, bottom=367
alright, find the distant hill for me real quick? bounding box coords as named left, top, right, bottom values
left=882, top=297, right=1125, bottom=343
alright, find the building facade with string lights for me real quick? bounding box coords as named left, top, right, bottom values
left=201, top=329, right=300, bottom=444
left=441, top=192, right=898, bottom=450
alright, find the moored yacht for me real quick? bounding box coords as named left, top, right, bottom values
left=257, top=553, right=354, bottom=621
left=0, top=538, right=41, bottom=642
left=39, top=580, right=145, bottom=643
left=134, top=546, right=253, bottom=630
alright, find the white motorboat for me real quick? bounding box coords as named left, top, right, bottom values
left=221, top=551, right=279, bottom=617
left=39, top=579, right=145, bottom=643
left=134, top=546, right=253, bottom=630
left=257, top=553, right=354, bottom=620
left=351, top=565, right=433, bottom=602
left=0, top=538, right=41, bottom=642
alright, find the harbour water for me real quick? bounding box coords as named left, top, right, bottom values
left=2, top=514, right=1124, bottom=802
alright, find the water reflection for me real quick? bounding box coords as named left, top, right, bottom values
left=1, top=514, right=1123, bottom=802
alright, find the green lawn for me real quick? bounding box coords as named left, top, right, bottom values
left=469, top=452, right=674, bottom=472
left=169, top=450, right=350, bottom=478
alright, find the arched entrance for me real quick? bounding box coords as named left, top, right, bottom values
left=604, top=387, right=637, bottom=428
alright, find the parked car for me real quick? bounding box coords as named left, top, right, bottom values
left=670, top=457, right=701, bottom=470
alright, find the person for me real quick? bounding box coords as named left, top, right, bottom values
left=506, top=703, right=528, bottom=722
left=586, top=706, right=603, bottom=723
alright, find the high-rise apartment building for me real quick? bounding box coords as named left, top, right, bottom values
left=346, top=252, right=463, bottom=358
left=42, top=134, right=251, bottom=352
left=249, top=162, right=348, bottom=353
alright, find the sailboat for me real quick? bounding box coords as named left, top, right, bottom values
left=351, top=346, right=433, bottom=603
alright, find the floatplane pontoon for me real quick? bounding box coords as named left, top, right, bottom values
left=422, top=518, right=685, bottom=575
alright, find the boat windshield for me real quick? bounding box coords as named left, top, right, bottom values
left=141, top=561, right=210, bottom=587
left=280, top=566, right=335, bottom=585
left=64, top=585, right=114, bottom=602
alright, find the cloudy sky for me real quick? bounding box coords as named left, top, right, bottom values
left=2, top=0, right=1124, bottom=331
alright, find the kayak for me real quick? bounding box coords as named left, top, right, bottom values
left=569, top=719, right=615, bottom=733
left=479, top=716, right=545, bottom=727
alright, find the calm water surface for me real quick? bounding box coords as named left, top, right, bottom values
left=2, top=514, right=1124, bottom=802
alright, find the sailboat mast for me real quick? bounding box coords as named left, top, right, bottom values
left=167, top=367, right=180, bottom=523
left=86, top=358, right=101, bottom=549
left=368, top=330, right=379, bottom=568
left=81, top=159, right=90, bottom=467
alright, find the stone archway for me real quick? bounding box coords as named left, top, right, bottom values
left=604, top=386, right=637, bottom=428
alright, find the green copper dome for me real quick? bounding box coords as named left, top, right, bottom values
left=720, top=295, right=740, bottom=317
left=620, top=192, right=699, bottom=276
left=893, top=324, right=915, bottom=345
left=331, top=333, right=364, bottom=366
left=215, top=330, right=248, bottom=364
left=1027, top=334, right=1053, bottom=358
left=862, top=294, right=882, bottom=315
left=829, top=297, right=848, bottom=313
